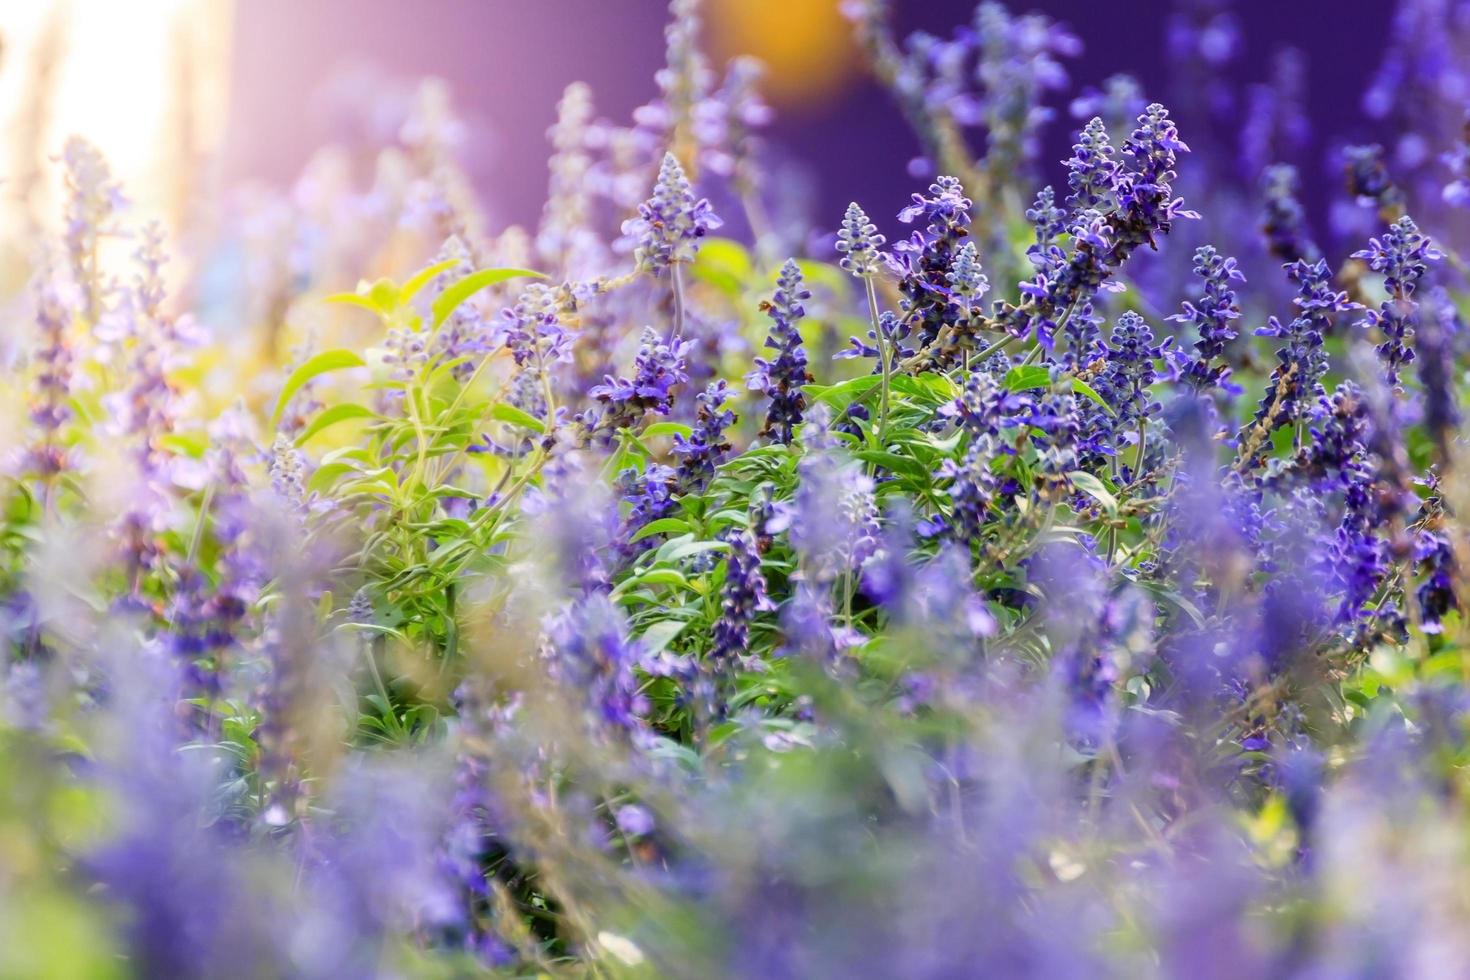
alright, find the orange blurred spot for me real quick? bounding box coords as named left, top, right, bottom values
left=706, top=0, right=860, bottom=110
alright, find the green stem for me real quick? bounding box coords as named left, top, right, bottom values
left=865, top=276, right=891, bottom=443
left=671, top=262, right=687, bottom=341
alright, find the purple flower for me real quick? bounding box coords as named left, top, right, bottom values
left=21, top=270, right=77, bottom=479
left=769, top=405, right=880, bottom=581
left=634, top=0, right=714, bottom=151
left=942, top=435, right=1001, bottom=544
left=836, top=201, right=886, bottom=277
left=673, top=380, right=735, bottom=493
left=269, top=434, right=309, bottom=517
left=1025, top=185, right=1067, bottom=278
left=61, top=136, right=126, bottom=321
left=538, top=82, right=601, bottom=274
left=622, top=152, right=722, bottom=275
left=1342, top=144, right=1405, bottom=220
left=1022, top=375, right=1085, bottom=494
left=1068, top=73, right=1146, bottom=144
left=1417, top=288, right=1463, bottom=457
left=617, top=463, right=679, bottom=558
left=896, top=173, right=972, bottom=229
left=1259, top=164, right=1319, bottom=265
left=1094, top=310, right=1166, bottom=441
left=1353, top=215, right=1441, bottom=387
left=1065, top=117, right=1118, bottom=210
left=1445, top=110, right=1470, bottom=207
left=710, top=526, right=774, bottom=664
left=890, top=176, right=982, bottom=367
left=616, top=803, right=656, bottom=837
left=1168, top=246, right=1245, bottom=394
left=427, top=235, right=492, bottom=378
left=698, top=56, right=773, bottom=183
left=1248, top=259, right=1361, bottom=446
left=1111, top=103, right=1197, bottom=260
left=1239, top=48, right=1310, bottom=181
left=973, top=1, right=1080, bottom=179
left=542, top=593, right=648, bottom=732
left=747, top=259, right=814, bottom=444
left=589, top=326, right=691, bottom=430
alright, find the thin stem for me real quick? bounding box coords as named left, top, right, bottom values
left=971, top=332, right=1019, bottom=365
left=670, top=262, right=687, bottom=341
left=865, top=276, right=891, bottom=443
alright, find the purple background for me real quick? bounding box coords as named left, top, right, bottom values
left=222, top=1, right=1395, bottom=232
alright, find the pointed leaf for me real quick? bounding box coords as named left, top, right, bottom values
left=431, top=268, right=543, bottom=329
left=271, top=349, right=367, bottom=428
left=297, top=403, right=377, bottom=444
left=488, top=403, right=546, bottom=433
left=400, top=258, right=462, bottom=305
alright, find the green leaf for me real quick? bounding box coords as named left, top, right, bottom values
left=642, top=421, right=694, bottom=439
left=488, top=403, right=546, bottom=433
left=271, top=349, right=367, bottom=428
left=324, top=294, right=379, bottom=315
left=400, top=258, right=461, bottom=305
left=627, top=568, right=695, bottom=592
left=629, top=517, right=690, bottom=544
left=1067, top=470, right=1118, bottom=515
left=1002, top=366, right=1114, bottom=416
left=854, top=450, right=930, bottom=482
left=662, top=539, right=729, bottom=564
left=307, top=461, right=361, bottom=494
left=804, top=375, right=881, bottom=411
left=1070, top=377, right=1114, bottom=416
left=639, top=619, right=688, bottom=656
left=431, top=268, right=543, bottom=329
left=297, top=403, right=377, bottom=444
left=1003, top=365, right=1052, bottom=392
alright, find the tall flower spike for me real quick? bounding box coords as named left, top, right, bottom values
left=623, top=151, right=722, bottom=276
left=23, top=270, right=77, bottom=480
left=946, top=240, right=989, bottom=303
left=1352, top=215, right=1441, bottom=387
left=1169, top=245, right=1244, bottom=394
left=61, top=136, right=126, bottom=322
left=1065, top=116, right=1117, bottom=210
left=1260, top=164, right=1319, bottom=265
left=269, top=435, right=308, bottom=516
left=672, top=379, right=735, bottom=493
left=1248, top=259, right=1360, bottom=445
left=836, top=202, right=885, bottom=277
left=589, top=326, right=691, bottom=430
left=538, top=82, right=598, bottom=272
left=1025, top=186, right=1067, bottom=277
left=747, top=259, right=813, bottom=445
left=1343, top=144, right=1405, bottom=222
left=1095, top=311, right=1166, bottom=440
left=710, top=526, right=774, bottom=663
left=1068, top=73, right=1146, bottom=145
left=1111, top=103, right=1196, bottom=260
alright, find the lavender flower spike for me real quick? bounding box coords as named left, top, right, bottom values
left=623, top=151, right=723, bottom=276
left=710, top=526, right=774, bottom=663
left=746, top=259, right=814, bottom=444
left=836, top=201, right=886, bottom=277
left=61, top=136, right=126, bottom=321
left=1352, top=215, right=1440, bottom=388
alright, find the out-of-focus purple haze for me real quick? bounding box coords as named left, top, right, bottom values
left=222, top=1, right=1394, bottom=235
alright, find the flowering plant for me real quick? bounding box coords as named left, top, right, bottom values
left=6, top=1, right=1470, bottom=975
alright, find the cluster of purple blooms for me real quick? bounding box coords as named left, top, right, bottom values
left=11, top=0, right=1470, bottom=975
